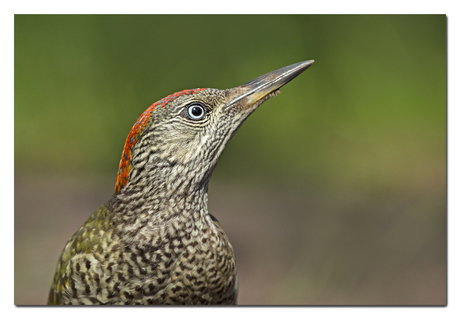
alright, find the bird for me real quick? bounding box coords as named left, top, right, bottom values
left=47, top=60, right=314, bottom=305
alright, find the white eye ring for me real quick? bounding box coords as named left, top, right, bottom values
left=187, top=104, right=206, bottom=120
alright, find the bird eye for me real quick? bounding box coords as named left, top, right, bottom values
left=187, top=104, right=206, bottom=120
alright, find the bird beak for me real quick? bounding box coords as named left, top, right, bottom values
left=226, top=60, right=314, bottom=110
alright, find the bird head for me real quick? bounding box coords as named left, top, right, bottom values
left=114, top=60, right=314, bottom=199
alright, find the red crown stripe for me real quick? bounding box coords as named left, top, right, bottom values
left=115, top=88, right=205, bottom=194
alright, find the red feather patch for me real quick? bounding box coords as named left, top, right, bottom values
left=114, top=88, right=205, bottom=194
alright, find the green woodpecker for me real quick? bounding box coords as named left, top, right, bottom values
left=48, top=60, right=314, bottom=305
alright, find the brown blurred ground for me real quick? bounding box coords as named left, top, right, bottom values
left=15, top=171, right=445, bottom=305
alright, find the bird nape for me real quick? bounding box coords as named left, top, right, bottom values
left=48, top=60, right=314, bottom=305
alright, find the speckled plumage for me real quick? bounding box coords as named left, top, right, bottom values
left=48, top=61, right=314, bottom=305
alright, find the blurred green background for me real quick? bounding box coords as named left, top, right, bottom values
left=14, top=15, right=446, bottom=305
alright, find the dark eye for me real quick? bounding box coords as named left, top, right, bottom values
left=187, top=104, right=206, bottom=120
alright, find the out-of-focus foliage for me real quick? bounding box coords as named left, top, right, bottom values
left=15, top=15, right=445, bottom=190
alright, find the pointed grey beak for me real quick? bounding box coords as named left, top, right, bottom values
left=226, top=60, right=314, bottom=109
